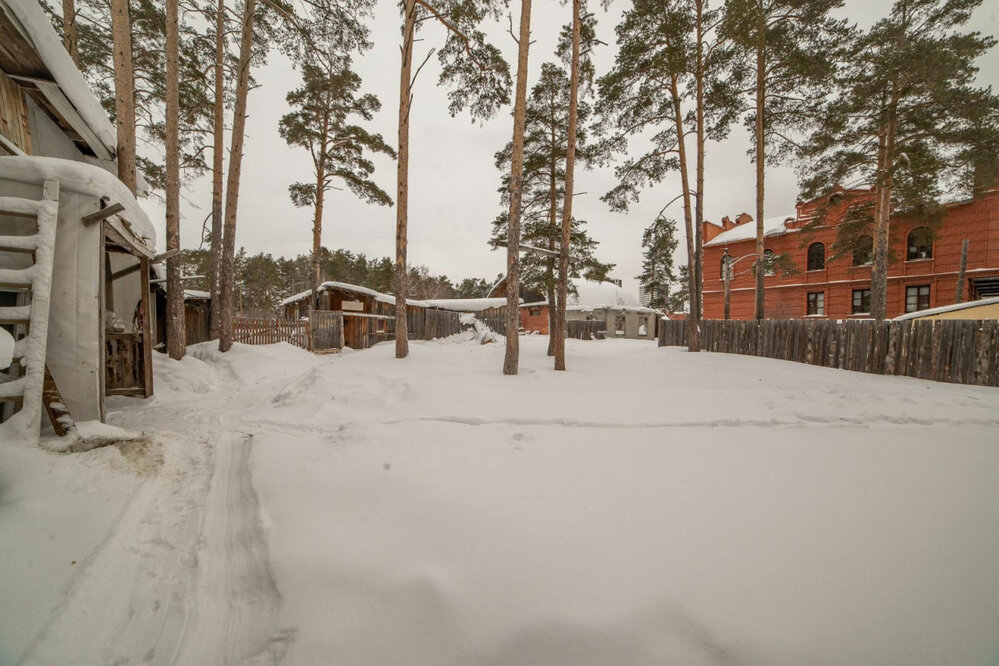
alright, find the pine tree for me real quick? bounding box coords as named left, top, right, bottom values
left=280, top=60, right=395, bottom=312
left=721, top=0, right=845, bottom=320
left=502, top=0, right=533, bottom=376
left=637, top=216, right=680, bottom=311
left=599, top=0, right=739, bottom=352
left=395, top=0, right=512, bottom=359
left=491, top=63, right=613, bottom=355
left=165, top=0, right=185, bottom=359
left=800, top=0, right=999, bottom=321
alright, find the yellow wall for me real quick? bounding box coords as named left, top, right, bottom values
left=918, top=303, right=999, bottom=320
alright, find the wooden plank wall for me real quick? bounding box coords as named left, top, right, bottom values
left=566, top=320, right=607, bottom=340
left=658, top=318, right=999, bottom=387
left=0, top=69, right=31, bottom=154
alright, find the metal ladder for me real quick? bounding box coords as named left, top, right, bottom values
left=0, top=179, right=62, bottom=444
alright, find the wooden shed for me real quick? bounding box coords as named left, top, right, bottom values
left=0, top=1, right=157, bottom=441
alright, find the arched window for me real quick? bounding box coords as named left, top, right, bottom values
left=853, top=235, right=873, bottom=266
left=807, top=242, right=825, bottom=271
left=763, top=249, right=776, bottom=277
left=721, top=255, right=727, bottom=279
left=907, top=227, right=933, bottom=260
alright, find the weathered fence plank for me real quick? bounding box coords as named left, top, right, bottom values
left=658, top=318, right=997, bottom=387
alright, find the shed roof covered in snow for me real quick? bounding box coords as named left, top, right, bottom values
left=520, top=281, right=664, bottom=315
left=279, top=281, right=429, bottom=308
left=0, top=0, right=117, bottom=159
left=422, top=298, right=513, bottom=312
left=0, top=156, right=156, bottom=255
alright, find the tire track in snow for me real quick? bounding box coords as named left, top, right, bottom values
left=172, top=422, right=293, bottom=665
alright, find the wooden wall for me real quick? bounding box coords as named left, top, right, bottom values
left=0, top=69, right=32, bottom=154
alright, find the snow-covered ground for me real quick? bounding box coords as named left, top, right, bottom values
left=2, top=334, right=999, bottom=665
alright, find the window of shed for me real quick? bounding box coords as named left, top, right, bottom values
left=806, top=242, right=825, bottom=271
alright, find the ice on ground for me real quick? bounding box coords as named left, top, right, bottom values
left=3, top=335, right=999, bottom=665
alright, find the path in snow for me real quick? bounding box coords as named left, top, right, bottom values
left=5, top=334, right=999, bottom=665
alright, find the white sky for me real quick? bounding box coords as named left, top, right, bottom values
left=143, top=1, right=999, bottom=296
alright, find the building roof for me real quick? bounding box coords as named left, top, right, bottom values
left=520, top=281, right=664, bottom=315
left=422, top=297, right=514, bottom=312
left=279, top=281, right=430, bottom=308
left=892, top=296, right=999, bottom=321
left=0, top=155, right=156, bottom=255
left=704, top=214, right=797, bottom=248
left=0, top=0, right=117, bottom=158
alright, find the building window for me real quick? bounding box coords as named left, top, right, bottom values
left=853, top=235, right=873, bottom=266
left=614, top=315, right=626, bottom=335
left=762, top=249, right=776, bottom=277
left=907, top=227, right=933, bottom=260
left=852, top=289, right=871, bottom=314
left=807, top=291, right=825, bottom=316
left=807, top=242, right=825, bottom=271
left=905, top=285, right=931, bottom=313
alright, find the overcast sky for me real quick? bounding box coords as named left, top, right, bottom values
left=143, top=1, right=999, bottom=296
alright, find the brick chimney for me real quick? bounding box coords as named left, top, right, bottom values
left=735, top=212, right=753, bottom=226
left=721, top=215, right=735, bottom=230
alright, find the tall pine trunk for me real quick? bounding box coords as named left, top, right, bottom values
left=554, top=0, right=580, bottom=371
left=546, top=149, right=557, bottom=357
left=753, top=10, right=766, bottom=321
left=165, top=0, right=185, bottom=360
left=312, top=162, right=327, bottom=310
left=395, top=0, right=417, bottom=359
left=208, top=0, right=225, bottom=340
left=690, top=0, right=706, bottom=352
left=61, top=0, right=80, bottom=66
left=871, top=87, right=898, bottom=322
left=218, top=0, right=256, bottom=352
left=503, top=0, right=533, bottom=375
left=110, top=0, right=137, bottom=195
left=670, top=74, right=697, bottom=352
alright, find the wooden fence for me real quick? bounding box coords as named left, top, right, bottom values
left=566, top=320, right=607, bottom=340
left=474, top=308, right=507, bottom=336
left=233, top=307, right=463, bottom=353
left=659, top=318, right=999, bottom=387
left=310, top=310, right=343, bottom=352
left=233, top=317, right=310, bottom=349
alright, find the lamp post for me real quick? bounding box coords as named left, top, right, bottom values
left=722, top=247, right=758, bottom=320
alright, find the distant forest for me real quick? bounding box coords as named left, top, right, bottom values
left=177, top=248, right=503, bottom=316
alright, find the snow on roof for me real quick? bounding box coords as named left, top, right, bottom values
left=892, top=296, right=999, bottom=321
left=422, top=298, right=513, bottom=312
left=570, top=280, right=641, bottom=308
left=520, top=281, right=664, bottom=315
left=279, top=281, right=428, bottom=308
left=0, top=156, right=156, bottom=255
left=184, top=290, right=210, bottom=300
left=704, top=215, right=797, bottom=248
left=1, top=0, right=117, bottom=157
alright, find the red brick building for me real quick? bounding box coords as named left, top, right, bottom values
left=701, top=187, right=999, bottom=320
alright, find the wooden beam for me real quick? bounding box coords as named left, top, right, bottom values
left=82, top=202, right=125, bottom=226
left=140, top=256, right=154, bottom=398
left=43, top=366, right=77, bottom=438
left=152, top=248, right=180, bottom=264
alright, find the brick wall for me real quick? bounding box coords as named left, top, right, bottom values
left=703, top=189, right=999, bottom=320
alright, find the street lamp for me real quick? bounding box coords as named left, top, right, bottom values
left=721, top=247, right=758, bottom=320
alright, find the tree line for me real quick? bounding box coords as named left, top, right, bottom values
left=53, top=0, right=999, bottom=375
left=177, top=247, right=501, bottom=315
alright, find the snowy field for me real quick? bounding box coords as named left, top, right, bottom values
left=2, top=334, right=999, bottom=665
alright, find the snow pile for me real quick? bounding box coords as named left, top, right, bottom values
left=4, top=336, right=999, bottom=665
